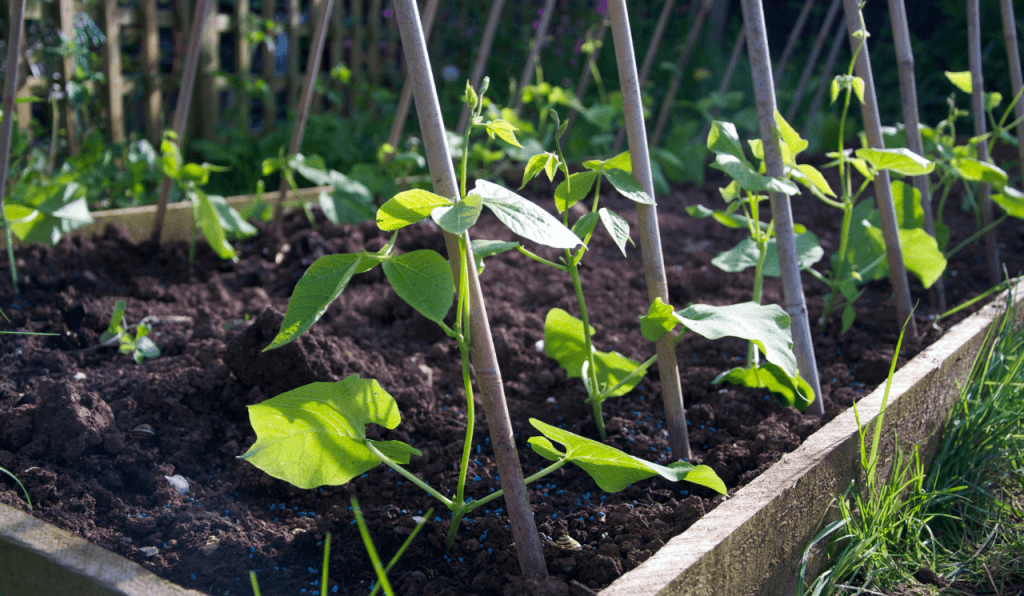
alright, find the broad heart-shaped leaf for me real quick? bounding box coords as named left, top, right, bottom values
left=714, top=363, right=815, bottom=410
left=382, top=250, right=454, bottom=323
left=554, top=170, right=599, bottom=212
left=470, top=239, right=520, bottom=274
left=865, top=226, right=947, bottom=289
left=711, top=232, right=823, bottom=276
left=527, top=419, right=726, bottom=494
left=598, top=208, right=633, bottom=257
left=266, top=253, right=385, bottom=351
left=951, top=157, right=1009, bottom=188
left=774, top=109, right=809, bottom=157
left=544, top=308, right=643, bottom=398
left=472, top=180, right=581, bottom=249
left=674, top=302, right=801, bottom=381
left=377, top=189, right=452, bottom=231
left=603, top=169, right=656, bottom=205
left=855, top=148, right=934, bottom=177
left=706, top=120, right=749, bottom=163
left=945, top=70, right=973, bottom=93
left=241, top=377, right=419, bottom=490
left=993, top=186, right=1024, bottom=218
left=193, top=189, right=236, bottom=260
left=890, top=180, right=924, bottom=228
left=431, top=194, right=483, bottom=235
left=640, top=298, right=678, bottom=342
left=710, top=154, right=799, bottom=196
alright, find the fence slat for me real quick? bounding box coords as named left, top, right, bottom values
left=198, top=0, right=221, bottom=138
left=103, top=0, right=126, bottom=143
left=58, top=0, right=81, bottom=154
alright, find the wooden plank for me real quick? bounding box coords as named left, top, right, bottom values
left=141, top=0, right=162, bottom=147
left=58, top=0, right=80, bottom=155
left=102, top=0, right=125, bottom=143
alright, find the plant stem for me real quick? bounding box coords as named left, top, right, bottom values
left=944, top=215, right=1008, bottom=261
left=455, top=240, right=474, bottom=507
left=365, top=442, right=454, bottom=509
left=567, top=255, right=606, bottom=438
left=516, top=246, right=567, bottom=271
left=467, top=458, right=570, bottom=512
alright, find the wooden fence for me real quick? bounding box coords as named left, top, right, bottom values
left=4, top=0, right=404, bottom=151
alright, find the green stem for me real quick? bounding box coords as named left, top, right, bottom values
left=944, top=215, right=1008, bottom=260
left=567, top=255, right=605, bottom=438
left=365, top=442, right=454, bottom=509
left=466, top=458, right=571, bottom=513
left=747, top=238, right=767, bottom=368
left=516, top=246, right=567, bottom=271
left=1, top=196, right=16, bottom=294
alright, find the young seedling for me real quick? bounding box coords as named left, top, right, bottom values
left=243, top=80, right=726, bottom=552
left=158, top=131, right=251, bottom=262
left=90, top=300, right=191, bottom=364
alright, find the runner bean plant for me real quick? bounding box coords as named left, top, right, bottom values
left=241, top=80, right=726, bottom=550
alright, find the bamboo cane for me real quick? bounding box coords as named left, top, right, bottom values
left=739, top=0, right=825, bottom=417
left=456, top=0, right=506, bottom=135
left=273, top=0, right=337, bottom=231
left=637, top=0, right=677, bottom=88
left=801, top=17, right=845, bottom=138
left=841, top=0, right=917, bottom=337
left=385, top=0, right=439, bottom=157
left=0, top=0, right=27, bottom=294
left=967, top=0, right=1000, bottom=286
left=999, top=0, right=1024, bottom=182
left=150, top=0, right=214, bottom=245
left=648, top=0, right=712, bottom=150
left=786, top=0, right=841, bottom=124
left=701, top=28, right=746, bottom=142
left=512, top=0, right=557, bottom=114
left=607, top=0, right=692, bottom=459
left=455, top=0, right=505, bottom=135
left=773, top=0, right=816, bottom=87
left=888, top=0, right=945, bottom=312
left=392, top=0, right=548, bottom=579
left=564, top=16, right=609, bottom=137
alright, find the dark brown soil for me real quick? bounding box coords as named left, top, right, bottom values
left=1, top=169, right=1022, bottom=596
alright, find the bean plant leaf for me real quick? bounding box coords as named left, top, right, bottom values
left=266, top=253, right=385, bottom=351
left=992, top=186, right=1024, bottom=218
left=241, top=377, right=419, bottom=490
left=855, top=148, right=934, bottom=177
left=685, top=204, right=748, bottom=229
left=711, top=232, right=823, bottom=276
left=945, top=70, right=973, bottom=93
left=640, top=298, right=678, bottom=342
left=598, top=208, right=633, bottom=257
left=774, top=109, right=809, bottom=157
left=472, top=180, right=581, bottom=249
left=208, top=194, right=258, bottom=239
left=583, top=151, right=632, bottom=174
left=431, top=194, right=483, bottom=235
left=571, top=212, right=600, bottom=241
left=485, top=119, right=524, bottom=148
left=470, top=239, right=520, bottom=274
left=377, top=189, right=452, bottom=231
left=864, top=226, right=946, bottom=289
left=527, top=419, right=726, bottom=494
left=951, top=157, right=1009, bottom=188
left=714, top=363, right=815, bottom=409
left=5, top=179, right=93, bottom=246
left=381, top=250, right=454, bottom=323
left=790, top=164, right=836, bottom=198
left=554, top=170, right=599, bottom=212
left=710, top=154, right=799, bottom=196
left=319, top=188, right=377, bottom=225
left=603, top=169, right=655, bottom=205
left=521, top=152, right=560, bottom=188
left=193, top=189, right=236, bottom=260
left=706, top=120, right=749, bottom=163
left=544, top=308, right=642, bottom=398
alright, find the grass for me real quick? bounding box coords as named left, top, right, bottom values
left=800, top=287, right=1024, bottom=595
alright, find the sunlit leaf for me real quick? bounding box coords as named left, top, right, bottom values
left=472, top=180, right=581, bottom=249
left=945, top=70, right=972, bottom=93
left=855, top=148, right=934, bottom=176
left=377, top=189, right=452, bottom=231
left=714, top=364, right=814, bottom=409
left=598, top=208, right=633, bottom=257
left=554, top=170, right=598, bottom=212
left=382, top=250, right=454, bottom=323
left=544, top=308, right=642, bottom=398
left=431, top=194, right=483, bottom=235
left=603, top=169, right=655, bottom=204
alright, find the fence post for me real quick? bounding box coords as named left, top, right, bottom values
left=999, top=0, right=1024, bottom=183
left=197, top=0, right=220, bottom=139
left=58, top=0, right=80, bottom=155
left=773, top=0, right=816, bottom=86
left=1, top=0, right=28, bottom=294
left=648, top=0, right=712, bottom=150
left=235, top=0, right=251, bottom=133
left=102, top=0, right=125, bottom=144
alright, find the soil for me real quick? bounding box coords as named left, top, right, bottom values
left=1, top=166, right=1022, bottom=596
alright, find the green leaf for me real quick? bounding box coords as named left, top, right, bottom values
left=714, top=363, right=814, bottom=409
left=527, top=419, right=726, bottom=494
left=710, top=154, right=799, bottom=195
left=241, top=376, right=417, bottom=489
left=640, top=297, right=678, bottom=342
left=774, top=109, right=808, bottom=157
left=193, top=190, right=236, bottom=260
left=855, top=148, right=934, bottom=176
left=951, top=157, right=1009, bottom=188
left=711, top=232, right=823, bottom=276
left=208, top=194, right=258, bottom=239
left=890, top=180, right=924, bottom=228
left=377, top=189, right=452, bottom=231
left=161, top=140, right=183, bottom=178
left=674, top=302, right=802, bottom=381
left=685, top=204, right=748, bottom=229
left=706, top=121, right=748, bottom=163
left=603, top=169, right=655, bottom=205
left=133, top=335, right=161, bottom=364
left=790, top=164, right=836, bottom=198
left=945, top=70, right=972, bottom=93
left=598, top=208, right=633, bottom=257
left=521, top=152, right=560, bottom=188
left=864, top=227, right=947, bottom=289
left=841, top=304, right=856, bottom=333
left=582, top=151, right=633, bottom=174
left=992, top=186, right=1024, bottom=218
left=544, top=308, right=643, bottom=398
left=985, top=91, right=1002, bottom=111
left=266, top=253, right=384, bottom=351
left=470, top=239, right=520, bottom=274
left=6, top=181, right=93, bottom=246
left=319, top=188, right=376, bottom=225
left=571, top=211, right=599, bottom=241
left=431, top=194, right=483, bottom=235
left=554, top=170, right=598, bottom=212
left=473, top=180, right=581, bottom=249
left=851, top=77, right=865, bottom=104
left=382, top=250, right=454, bottom=323
left=485, top=119, right=524, bottom=148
